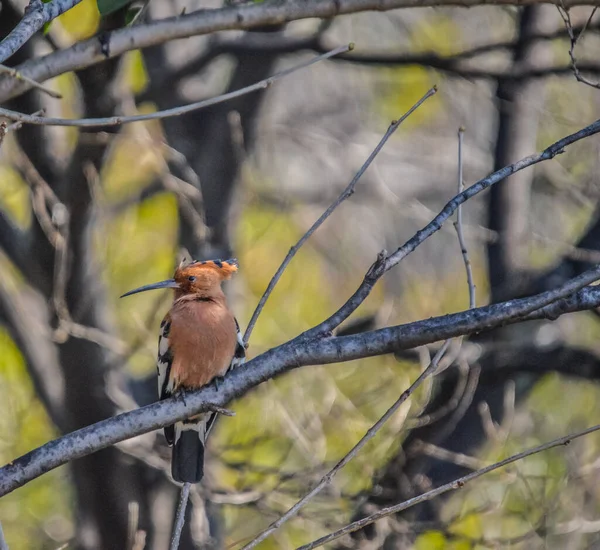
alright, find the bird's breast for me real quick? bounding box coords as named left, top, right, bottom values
left=168, top=299, right=237, bottom=389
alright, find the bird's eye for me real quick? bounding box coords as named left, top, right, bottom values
left=188, top=276, right=196, bottom=282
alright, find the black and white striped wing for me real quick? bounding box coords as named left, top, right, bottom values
left=157, top=315, right=175, bottom=444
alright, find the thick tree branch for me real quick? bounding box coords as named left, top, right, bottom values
left=2, top=271, right=600, bottom=497
left=186, top=20, right=600, bottom=62
left=0, top=0, right=599, bottom=102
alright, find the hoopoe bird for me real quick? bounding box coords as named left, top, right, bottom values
left=121, top=258, right=245, bottom=483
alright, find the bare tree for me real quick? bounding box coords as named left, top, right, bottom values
left=2, top=1, right=600, bottom=549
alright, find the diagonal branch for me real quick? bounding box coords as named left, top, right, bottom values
left=557, top=4, right=600, bottom=89
left=304, top=117, right=600, bottom=339
left=242, top=119, right=476, bottom=550
left=2, top=266, right=600, bottom=498
left=297, top=421, right=600, bottom=549
left=0, top=64, right=60, bottom=99
left=240, top=341, right=451, bottom=550
left=0, top=45, right=350, bottom=127
left=0, top=0, right=83, bottom=64
left=243, top=85, right=437, bottom=344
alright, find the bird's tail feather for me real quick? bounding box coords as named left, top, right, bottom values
left=172, top=420, right=207, bottom=483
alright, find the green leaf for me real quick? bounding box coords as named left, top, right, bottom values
left=96, top=0, right=131, bottom=15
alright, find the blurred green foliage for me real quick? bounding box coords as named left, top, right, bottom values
left=0, top=330, right=72, bottom=550
left=377, top=15, right=462, bottom=129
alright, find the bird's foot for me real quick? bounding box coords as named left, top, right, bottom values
left=212, top=375, right=225, bottom=392
left=176, top=388, right=188, bottom=407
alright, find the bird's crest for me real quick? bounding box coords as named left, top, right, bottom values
left=182, top=258, right=238, bottom=278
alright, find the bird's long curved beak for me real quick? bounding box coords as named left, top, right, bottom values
left=120, top=279, right=180, bottom=298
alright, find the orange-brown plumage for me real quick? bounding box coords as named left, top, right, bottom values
left=121, top=258, right=245, bottom=483
left=169, top=293, right=237, bottom=389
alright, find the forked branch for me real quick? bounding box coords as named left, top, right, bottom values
left=303, top=117, right=600, bottom=338
left=2, top=267, right=600, bottom=497
left=243, top=85, right=438, bottom=343
left=298, top=421, right=600, bottom=549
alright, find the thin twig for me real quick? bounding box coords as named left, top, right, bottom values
left=296, top=422, right=600, bottom=549
left=170, top=482, right=191, bottom=550
left=558, top=4, right=600, bottom=89
left=453, top=127, right=476, bottom=309
left=0, top=64, right=61, bottom=99
left=128, top=0, right=153, bottom=26
left=404, top=128, right=478, bottom=447
left=0, top=122, right=7, bottom=149
left=127, top=502, right=140, bottom=550
left=14, top=149, right=129, bottom=354
left=243, top=85, right=438, bottom=344
left=407, top=359, right=470, bottom=428
left=161, top=172, right=208, bottom=246
left=248, top=134, right=475, bottom=544
left=0, top=520, right=8, bottom=550
left=0, top=105, right=35, bottom=147
left=206, top=404, right=235, bottom=417
left=0, top=45, right=352, bottom=128
left=13, top=147, right=63, bottom=245
left=411, top=440, right=484, bottom=470
left=4, top=109, right=44, bottom=135
left=302, top=117, right=600, bottom=340
left=241, top=340, right=450, bottom=550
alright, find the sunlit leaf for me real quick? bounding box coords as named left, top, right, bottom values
left=58, top=0, right=100, bottom=40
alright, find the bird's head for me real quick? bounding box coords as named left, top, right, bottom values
left=121, top=258, right=238, bottom=298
